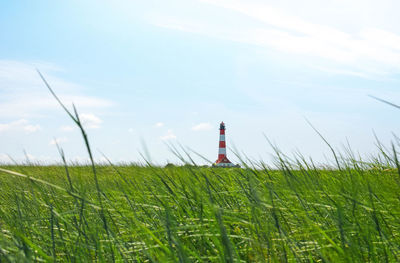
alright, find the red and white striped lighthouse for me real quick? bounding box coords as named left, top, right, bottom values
left=214, top=121, right=236, bottom=167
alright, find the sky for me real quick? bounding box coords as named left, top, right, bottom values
left=1, top=0, right=400, bottom=165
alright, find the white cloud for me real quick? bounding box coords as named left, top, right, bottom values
left=311, top=66, right=371, bottom=79
left=154, top=122, right=164, bottom=128
left=0, top=60, right=113, bottom=118
left=128, top=128, right=134, bottom=133
left=192, top=122, right=213, bottom=131
left=49, top=137, right=68, bottom=145
left=0, top=119, right=41, bottom=134
left=0, top=95, right=112, bottom=119
left=79, top=113, right=103, bottom=129
left=160, top=129, right=177, bottom=140
left=0, top=153, right=12, bottom=163
left=60, top=125, right=75, bottom=132
left=0, top=119, right=27, bottom=132
left=151, top=0, right=400, bottom=76
left=24, top=124, right=41, bottom=133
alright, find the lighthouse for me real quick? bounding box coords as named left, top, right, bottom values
left=213, top=122, right=237, bottom=167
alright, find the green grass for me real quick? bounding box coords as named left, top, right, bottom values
left=1, top=156, right=400, bottom=262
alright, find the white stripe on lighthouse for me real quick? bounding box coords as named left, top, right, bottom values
left=218, top=148, right=226, bottom=155
left=219, top=135, right=225, bottom=141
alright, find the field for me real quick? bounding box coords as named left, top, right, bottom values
left=1, top=151, right=400, bottom=262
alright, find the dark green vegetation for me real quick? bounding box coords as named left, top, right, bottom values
left=1, top=158, right=400, bottom=262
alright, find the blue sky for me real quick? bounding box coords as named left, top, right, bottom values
left=1, top=0, right=400, bottom=165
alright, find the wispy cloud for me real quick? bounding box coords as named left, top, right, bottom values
left=24, top=124, right=41, bottom=133
left=160, top=129, right=177, bottom=140
left=151, top=0, right=400, bottom=77
left=310, top=66, right=371, bottom=79
left=79, top=113, right=103, bottom=129
left=0, top=60, right=113, bottom=118
left=0, top=119, right=41, bottom=134
left=192, top=122, right=213, bottom=131
left=154, top=122, right=164, bottom=128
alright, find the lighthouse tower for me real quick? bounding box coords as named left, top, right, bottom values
left=214, top=122, right=237, bottom=167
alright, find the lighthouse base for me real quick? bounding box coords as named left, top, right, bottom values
left=213, top=162, right=238, bottom=167
left=213, top=157, right=239, bottom=167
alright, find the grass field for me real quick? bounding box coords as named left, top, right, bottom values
left=1, top=150, right=400, bottom=262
